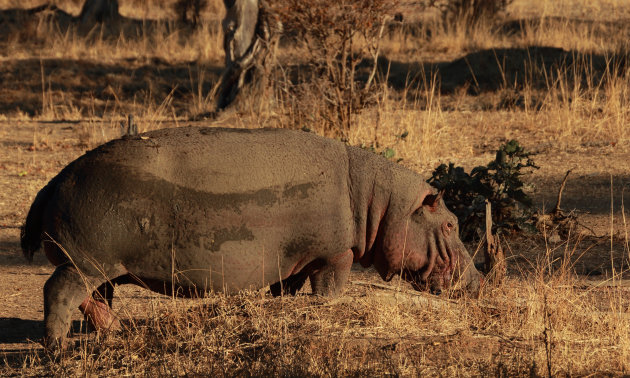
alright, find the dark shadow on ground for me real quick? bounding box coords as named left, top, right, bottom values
left=0, top=57, right=223, bottom=117
left=376, top=46, right=627, bottom=95
left=531, top=174, right=630, bottom=216
left=0, top=318, right=95, bottom=371
left=0, top=5, right=223, bottom=118
left=370, top=17, right=630, bottom=108
left=0, top=318, right=44, bottom=345
left=0, top=237, right=19, bottom=253
left=502, top=233, right=630, bottom=278
left=0, top=318, right=92, bottom=345
left=283, top=45, right=627, bottom=113
left=0, top=236, right=52, bottom=267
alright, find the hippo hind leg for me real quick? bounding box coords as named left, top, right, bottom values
left=94, top=281, right=114, bottom=307
left=269, top=271, right=309, bottom=297
left=79, top=280, right=121, bottom=333
left=43, top=263, right=92, bottom=349
left=44, top=264, right=125, bottom=349
left=309, top=249, right=354, bottom=297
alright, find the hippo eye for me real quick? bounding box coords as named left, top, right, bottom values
left=447, top=222, right=454, bottom=229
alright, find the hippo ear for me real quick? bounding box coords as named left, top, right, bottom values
left=422, top=190, right=444, bottom=212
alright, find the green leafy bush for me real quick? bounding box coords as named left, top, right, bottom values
left=358, top=131, right=408, bottom=161
left=427, top=140, right=538, bottom=241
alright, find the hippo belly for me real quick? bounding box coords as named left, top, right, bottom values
left=105, top=173, right=353, bottom=293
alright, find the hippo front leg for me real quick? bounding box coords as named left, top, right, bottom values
left=43, top=264, right=91, bottom=349
left=269, top=270, right=309, bottom=296
left=309, top=249, right=354, bottom=296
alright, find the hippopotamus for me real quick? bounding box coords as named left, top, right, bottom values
left=21, top=126, right=482, bottom=348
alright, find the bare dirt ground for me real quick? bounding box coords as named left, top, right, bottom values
left=2, top=0, right=630, bottom=376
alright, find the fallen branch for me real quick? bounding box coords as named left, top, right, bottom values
left=534, top=169, right=580, bottom=241
left=349, top=279, right=630, bottom=321
left=351, top=280, right=454, bottom=300
left=552, top=169, right=572, bottom=214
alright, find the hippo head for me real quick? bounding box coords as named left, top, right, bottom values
left=372, top=190, right=483, bottom=296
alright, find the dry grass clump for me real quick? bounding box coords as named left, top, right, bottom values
left=9, top=16, right=223, bottom=63
left=3, top=247, right=630, bottom=376
left=0, top=0, right=225, bottom=63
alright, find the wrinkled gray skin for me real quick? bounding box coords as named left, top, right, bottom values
left=21, top=127, right=482, bottom=348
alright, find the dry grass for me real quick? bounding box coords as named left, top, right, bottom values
left=3, top=250, right=630, bottom=376
left=2, top=0, right=630, bottom=376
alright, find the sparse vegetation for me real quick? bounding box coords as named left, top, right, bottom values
left=2, top=0, right=630, bottom=376
left=270, top=0, right=398, bottom=136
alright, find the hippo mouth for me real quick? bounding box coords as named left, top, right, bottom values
left=398, top=238, right=460, bottom=295
left=401, top=268, right=453, bottom=295
left=400, top=242, right=482, bottom=297
left=402, top=267, right=482, bottom=297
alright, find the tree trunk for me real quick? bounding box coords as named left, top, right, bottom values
left=216, top=0, right=280, bottom=110
left=79, top=0, right=120, bottom=25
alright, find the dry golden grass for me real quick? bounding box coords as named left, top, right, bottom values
left=3, top=252, right=630, bottom=376
left=2, top=0, right=630, bottom=376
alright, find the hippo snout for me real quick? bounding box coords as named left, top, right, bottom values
left=453, top=261, right=483, bottom=297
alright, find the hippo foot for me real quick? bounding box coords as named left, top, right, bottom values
left=310, top=249, right=354, bottom=297
left=41, top=334, right=69, bottom=353
left=79, top=298, right=121, bottom=332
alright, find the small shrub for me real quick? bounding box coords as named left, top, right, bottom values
left=358, top=131, right=408, bottom=161
left=270, top=0, right=398, bottom=137
left=428, top=140, right=538, bottom=241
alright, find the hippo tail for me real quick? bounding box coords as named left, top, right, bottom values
left=21, top=180, right=55, bottom=262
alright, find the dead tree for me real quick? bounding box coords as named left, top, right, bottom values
left=79, top=0, right=120, bottom=25
left=483, top=200, right=507, bottom=285
left=216, top=0, right=280, bottom=110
